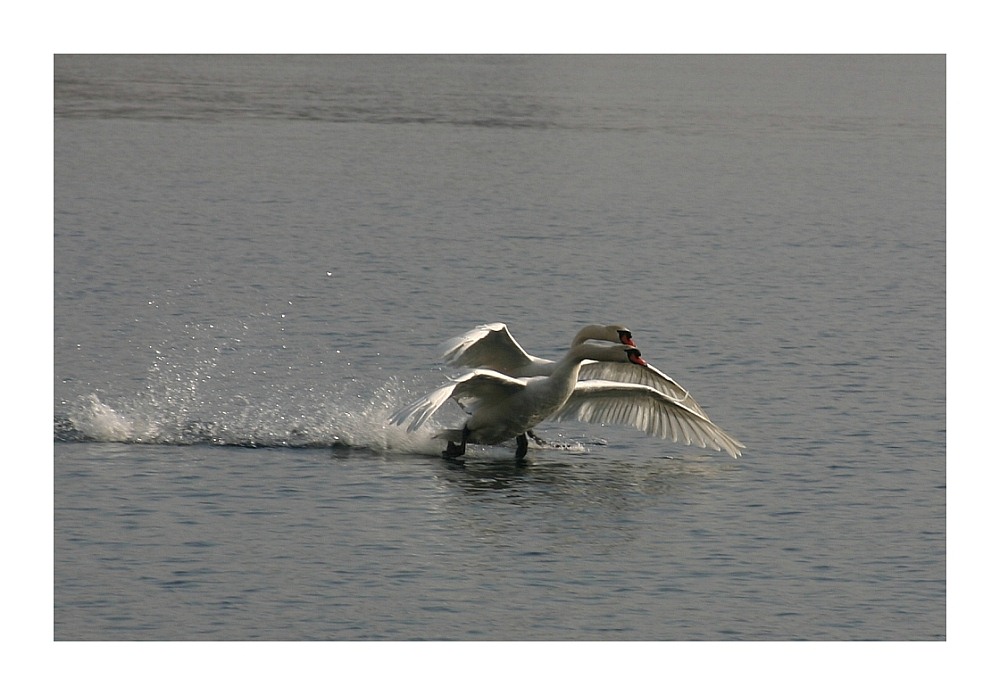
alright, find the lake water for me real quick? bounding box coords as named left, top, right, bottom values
left=53, top=55, right=945, bottom=641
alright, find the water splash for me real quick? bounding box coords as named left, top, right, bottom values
left=54, top=306, right=454, bottom=453
left=55, top=383, right=595, bottom=459
left=54, top=307, right=593, bottom=457
left=55, top=378, right=445, bottom=455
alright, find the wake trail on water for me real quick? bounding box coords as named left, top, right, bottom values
left=54, top=309, right=590, bottom=457
left=54, top=307, right=462, bottom=454
left=54, top=378, right=446, bottom=455
left=55, top=382, right=590, bottom=458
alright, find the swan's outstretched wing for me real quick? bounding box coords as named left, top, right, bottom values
left=389, top=369, right=526, bottom=433
left=439, top=323, right=546, bottom=374
left=552, top=380, right=746, bottom=458
left=577, top=360, right=709, bottom=418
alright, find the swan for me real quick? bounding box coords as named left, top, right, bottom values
left=440, top=322, right=709, bottom=418
left=390, top=342, right=745, bottom=460
left=440, top=322, right=636, bottom=376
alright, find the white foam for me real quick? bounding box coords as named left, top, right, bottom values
left=69, top=394, right=147, bottom=443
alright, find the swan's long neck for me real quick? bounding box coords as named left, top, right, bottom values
left=550, top=355, right=587, bottom=386
left=519, top=343, right=635, bottom=425
left=550, top=343, right=630, bottom=389
left=570, top=324, right=614, bottom=346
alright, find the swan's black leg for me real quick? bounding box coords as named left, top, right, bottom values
left=527, top=430, right=547, bottom=446
left=515, top=433, right=529, bottom=461
left=443, top=426, right=469, bottom=459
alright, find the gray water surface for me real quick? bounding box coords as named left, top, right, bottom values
left=54, top=55, right=945, bottom=640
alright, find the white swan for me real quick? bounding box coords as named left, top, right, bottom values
left=440, top=322, right=709, bottom=417
left=390, top=342, right=745, bottom=460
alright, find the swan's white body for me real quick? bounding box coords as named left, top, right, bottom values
left=391, top=342, right=744, bottom=459
left=440, top=322, right=709, bottom=417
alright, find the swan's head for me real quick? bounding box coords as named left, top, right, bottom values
left=572, top=324, right=636, bottom=347
left=614, top=326, right=636, bottom=347
left=625, top=347, right=647, bottom=366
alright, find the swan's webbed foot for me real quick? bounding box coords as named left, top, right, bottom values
left=515, top=433, right=529, bottom=462
left=442, top=426, right=469, bottom=460
left=443, top=441, right=465, bottom=458
left=527, top=430, right=548, bottom=446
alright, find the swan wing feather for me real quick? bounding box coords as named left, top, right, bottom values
left=438, top=323, right=543, bottom=374
left=552, top=380, right=746, bottom=458
left=578, top=360, right=709, bottom=418
left=389, top=369, right=526, bottom=432
left=388, top=380, right=460, bottom=432
left=448, top=369, right=527, bottom=413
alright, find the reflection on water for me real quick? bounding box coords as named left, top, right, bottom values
left=431, top=451, right=737, bottom=500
